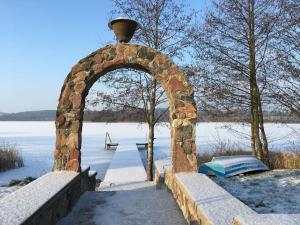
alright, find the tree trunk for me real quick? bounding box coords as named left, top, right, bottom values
left=147, top=122, right=154, bottom=181
left=146, top=79, right=157, bottom=181
left=146, top=13, right=159, bottom=181
left=250, top=108, right=257, bottom=156
left=250, top=77, right=257, bottom=157
left=252, top=84, right=264, bottom=161
left=257, top=88, right=269, bottom=165
left=248, top=0, right=264, bottom=162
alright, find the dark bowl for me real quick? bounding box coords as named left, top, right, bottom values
left=108, top=17, right=139, bottom=43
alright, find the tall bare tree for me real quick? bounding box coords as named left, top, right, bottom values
left=89, top=0, right=196, bottom=180
left=269, top=0, right=300, bottom=118
left=192, top=0, right=285, bottom=164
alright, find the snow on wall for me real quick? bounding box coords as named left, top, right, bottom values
left=175, top=172, right=255, bottom=225
left=0, top=171, right=78, bottom=225
left=156, top=159, right=300, bottom=225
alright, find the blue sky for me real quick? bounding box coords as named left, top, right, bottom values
left=0, top=0, right=209, bottom=113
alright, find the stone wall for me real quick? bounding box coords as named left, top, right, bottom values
left=164, top=170, right=209, bottom=225
left=54, top=44, right=197, bottom=173
left=154, top=160, right=300, bottom=225
left=0, top=167, right=97, bottom=225
left=154, top=160, right=204, bottom=224
left=154, top=159, right=254, bottom=225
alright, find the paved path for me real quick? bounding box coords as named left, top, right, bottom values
left=102, top=145, right=147, bottom=187
left=58, top=182, right=187, bottom=225
left=58, top=145, right=187, bottom=225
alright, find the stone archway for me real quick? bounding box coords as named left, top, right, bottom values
left=53, top=44, right=197, bottom=173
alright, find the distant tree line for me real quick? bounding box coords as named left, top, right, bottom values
left=83, top=109, right=146, bottom=122
left=84, top=109, right=300, bottom=123
left=0, top=110, right=55, bottom=121
left=1, top=109, right=299, bottom=123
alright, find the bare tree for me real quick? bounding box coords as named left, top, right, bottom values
left=269, top=0, right=300, bottom=118
left=192, top=0, right=285, bottom=164
left=89, top=0, right=196, bottom=180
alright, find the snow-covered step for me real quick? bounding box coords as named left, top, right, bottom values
left=101, top=145, right=147, bottom=187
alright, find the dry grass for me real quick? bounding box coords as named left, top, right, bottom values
left=0, top=142, right=24, bottom=172
left=197, top=140, right=300, bottom=169
left=269, top=151, right=300, bottom=169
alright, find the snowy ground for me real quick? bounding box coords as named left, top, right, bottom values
left=0, top=186, right=21, bottom=199
left=212, top=170, right=300, bottom=214
left=0, top=122, right=299, bottom=198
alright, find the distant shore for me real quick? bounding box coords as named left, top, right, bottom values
left=1, top=110, right=299, bottom=123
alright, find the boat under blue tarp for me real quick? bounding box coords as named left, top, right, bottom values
left=198, top=155, right=269, bottom=177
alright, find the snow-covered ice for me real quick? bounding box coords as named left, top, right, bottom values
left=0, top=121, right=299, bottom=198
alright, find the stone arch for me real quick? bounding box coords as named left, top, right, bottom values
left=53, top=44, right=197, bottom=173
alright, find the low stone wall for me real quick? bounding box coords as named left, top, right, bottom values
left=164, top=170, right=206, bottom=225
left=164, top=171, right=256, bottom=225
left=0, top=167, right=97, bottom=225
left=155, top=159, right=208, bottom=224
left=154, top=159, right=300, bottom=225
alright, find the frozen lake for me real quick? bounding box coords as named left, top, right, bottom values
left=0, top=121, right=299, bottom=186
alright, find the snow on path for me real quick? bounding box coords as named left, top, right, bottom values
left=58, top=144, right=186, bottom=225
left=102, top=145, right=147, bottom=187
left=57, top=182, right=187, bottom=225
